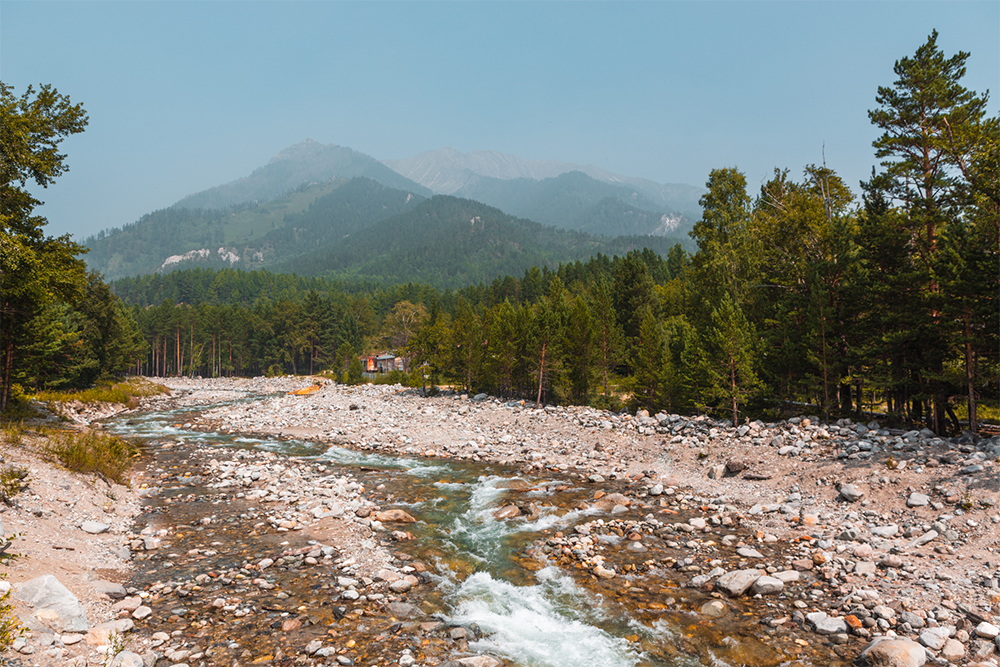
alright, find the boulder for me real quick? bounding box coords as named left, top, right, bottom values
left=975, top=621, right=1000, bottom=639
left=80, top=521, right=110, bottom=534
left=92, top=580, right=127, bottom=600
left=375, top=509, right=417, bottom=523
left=940, top=639, right=964, bottom=661
left=839, top=484, right=865, bottom=502
left=492, top=505, right=521, bottom=520
left=715, top=569, right=762, bottom=597
left=386, top=602, right=424, bottom=619
left=13, top=574, right=89, bottom=633
left=918, top=626, right=951, bottom=650
left=857, top=637, right=927, bottom=667
left=750, top=576, right=784, bottom=595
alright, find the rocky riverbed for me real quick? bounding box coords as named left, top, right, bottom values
left=4, top=376, right=1000, bottom=667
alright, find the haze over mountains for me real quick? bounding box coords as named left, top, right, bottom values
left=383, top=146, right=704, bottom=217
left=85, top=140, right=701, bottom=287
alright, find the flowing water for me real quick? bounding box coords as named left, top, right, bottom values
left=108, top=396, right=840, bottom=667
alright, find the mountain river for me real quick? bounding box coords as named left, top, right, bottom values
left=106, top=395, right=847, bottom=667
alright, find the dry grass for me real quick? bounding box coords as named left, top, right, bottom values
left=34, top=377, right=170, bottom=407
left=43, top=428, right=142, bottom=487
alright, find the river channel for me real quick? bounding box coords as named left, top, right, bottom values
left=107, top=394, right=848, bottom=667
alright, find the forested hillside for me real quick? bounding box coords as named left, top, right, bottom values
left=83, top=178, right=425, bottom=280
left=272, top=195, right=685, bottom=288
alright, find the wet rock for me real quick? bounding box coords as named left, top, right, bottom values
left=375, top=509, right=417, bottom=523
left=439, top=657, right=504, bottom=667
left=386, top=602, right=425, bottom=619
left=389, top=579, right=413, bottom=593
left=594, top=565, right=617, bottom=579
left=856, top=637, right=927, bottom=666
left=701, top=600, right=726, bottom=617
left=13, top=574, right=89, bottom=633
left=493, top=505, right=521, bottom=520
left=591, top=493, right=630, bottom=511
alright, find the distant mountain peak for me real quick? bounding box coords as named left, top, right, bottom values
left=172, top=140, right=431, bottom=210
left=269, top=138, right=343, bottom=164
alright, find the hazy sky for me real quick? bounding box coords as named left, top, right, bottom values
left=3, top=1, right=998, bottom=240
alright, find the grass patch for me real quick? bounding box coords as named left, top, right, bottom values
left=44, top=429, right=142, bottom=487
left=0, top=465, right=29, bottom=507
left=952, top=400, right=1000, bottom=427
left=34, top=377, right=170, bottom=407
left=0, top=587, right=23, bottom=652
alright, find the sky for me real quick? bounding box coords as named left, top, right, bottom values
left=3, top=1, right=998, bottom=240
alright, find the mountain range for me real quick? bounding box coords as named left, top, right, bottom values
left=382, top=146, right=704, bottom=217
left=85, top=140, right=701, bottom=288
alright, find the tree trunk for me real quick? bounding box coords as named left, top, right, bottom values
left=839, top=383, right=852, bottom=414
left=964, top=309, right=977, bottom=434
left=730, top=353, right=738, bottom=426
left=536, top=341, right=546, bottom=407
left=1, top=339, right=14, bottom=411
left=189, top=321, right=194, bottom=377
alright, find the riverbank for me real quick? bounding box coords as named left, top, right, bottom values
left=3, top=376, right=999, bottom=666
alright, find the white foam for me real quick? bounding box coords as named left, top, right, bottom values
left=450, top=571, right=640, bottom=667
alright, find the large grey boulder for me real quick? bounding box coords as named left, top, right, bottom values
left=13, top=574, right=89, bottom=632
left=857, top=637, right=927, bottom=667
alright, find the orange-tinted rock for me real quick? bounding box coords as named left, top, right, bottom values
left=375, top=509, right=417, bottom=523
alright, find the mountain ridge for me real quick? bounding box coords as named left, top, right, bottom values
left=173, top=139, right=432, bottom=210
left=382, top=146, right=704, bottom=217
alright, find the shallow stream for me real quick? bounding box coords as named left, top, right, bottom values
left=108, top=394, right=844, bottom=667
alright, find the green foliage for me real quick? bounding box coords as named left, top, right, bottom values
left=44, top=428, right=142, bottom=486
left=1, top=83, right=89, bottom=411
left=0, top=464, right=29, bottom=506
left=103, top=629, right=127, bottom=667
left=346, top=356, right=363, bottom=384
left=0, top=587, right=24, bottom=652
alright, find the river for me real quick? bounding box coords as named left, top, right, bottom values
left=107, top=392, right=845, bottom=667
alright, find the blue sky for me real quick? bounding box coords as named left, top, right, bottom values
left=3, top=1, right=998, bottom=239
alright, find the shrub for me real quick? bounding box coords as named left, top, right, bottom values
left=45, top=430, right=142, bottom=486
left=370, top=370, right=408, bottom=386
left=0, top=587, right=23, bottom=652
left=0, top=465, right=29, bottom=506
